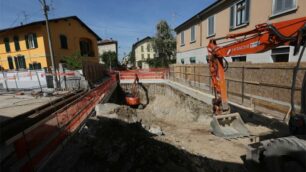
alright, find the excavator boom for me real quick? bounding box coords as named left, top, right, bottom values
left=208, top=17, right=306, bottom=138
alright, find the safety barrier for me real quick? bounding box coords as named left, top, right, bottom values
left=1, top=75, right=117, bottom=171
left=118, top=68, right=169, bottom=80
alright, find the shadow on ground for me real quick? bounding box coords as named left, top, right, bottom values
left=42, top=116, right=249, bottom=172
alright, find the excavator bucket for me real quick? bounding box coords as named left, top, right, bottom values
left=210, top=113, right=250, bottom=138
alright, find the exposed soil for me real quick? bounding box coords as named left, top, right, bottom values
left=43, top=92, right=276, bottom=172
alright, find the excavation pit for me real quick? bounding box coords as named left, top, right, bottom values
left=42, top=82, right=289, bottom=172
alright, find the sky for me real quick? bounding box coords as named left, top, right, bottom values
left=0, top=0, right=215, bottom=61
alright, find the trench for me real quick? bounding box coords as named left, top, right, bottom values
left=42, top=82, right=289, bottom=172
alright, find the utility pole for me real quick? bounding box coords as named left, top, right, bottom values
left=39, top=0, right=59, bottom=89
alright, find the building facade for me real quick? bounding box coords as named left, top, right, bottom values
left=0, top=16, right=101, bottom=70
left=132, top=37, right=156, bottom=69
left=98, top=39, right=118, bottom=55
left=175, top=0, right=306, bottom=64
left=98, top=39, right=118, bottom=64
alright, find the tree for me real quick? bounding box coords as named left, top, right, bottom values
left=100, top=51, right=118, bottom=69
left=63, top=52, right=83, bottom=70
left=151, top=20, right=176, bottom=67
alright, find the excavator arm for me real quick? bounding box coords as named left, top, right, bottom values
left=208, top=17, right=306, bottom=115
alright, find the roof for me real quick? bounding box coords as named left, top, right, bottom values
left=174, top=0, right=225, bottom=32
left=132, top=36, right=152, bottom=48
left=98, top=39, right=117, bottom=45
left=0, top=16, right=102, bottom=40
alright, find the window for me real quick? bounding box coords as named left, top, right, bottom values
left=232, top=56, right=247, bottom=62
left=29, top=62, right=42, bottom=70
left=230, top=0, right=250, bottom=29
left=271, top=47, right=290, bottom=62
left=181, top=31, right=185, bottom=46
left=79, top=38, right=94, bottom=57
left=148, top=54, right=150, bottom=59
left=14, top=36, right=20, bottom=51
left=207, top=16, right=215, bottom=37
left=147, top=44, right=150, bottom=52
left=141, top=54, right=144, bottom=60
left=141, top=46, right=144, bottom=52
left=7, top=56, right=14, bottom=69
left=60, top=35, right=68, bottom=49
left=25, top=33, right=38, bottom=49
left=272, top=0, right=297, bottom=16
left=190, top=26, right=196, bottom=42
left=181, top=58, right=185, bottom=64
left=4, top=38, right=10, bottom=52
left=190, top=57, right=196, bottom=64
left=14, top=55, right=26, bottom=69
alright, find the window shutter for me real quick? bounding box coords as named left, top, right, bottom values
left=25, top=35, right=29, bottom=49
left=4, top=38, right=10, bottom=52
left=14, top=36, right=20, bottom=51
left=230, top=5, right=235, bottom=30
left=245, top=0, right=250, bottom=23
left=29, top=64, right=33, bottom=70
left=33, top=33, right=38, bottom=48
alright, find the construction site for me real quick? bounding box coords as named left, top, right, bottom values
left=0, top=1, right=306, bottom=171
left=1, top=56, right=306, bottom=172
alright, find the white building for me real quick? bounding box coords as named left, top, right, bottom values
left=98, top=39, right=118, bottom=63
left=132, top=37, right=156, bottom=69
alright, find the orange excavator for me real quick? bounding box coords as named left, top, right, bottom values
left=207, top=17, right=306, bottom=170
left=125, top=74, right=141, bottom=107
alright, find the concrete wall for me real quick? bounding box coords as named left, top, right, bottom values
left=0, top=69, right=87, bottom=90
left=176, top=0, right=306, bottom=64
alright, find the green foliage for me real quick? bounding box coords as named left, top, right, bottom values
left=63, top=52, right=83, bottom=70
left=151, top=20, right=176, bottom=67
left=100, top=51, right=118, bottom=69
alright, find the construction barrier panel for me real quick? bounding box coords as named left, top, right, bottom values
left=1, top=75, right=117, bottom=171
left=118, top=68, right=169, bottom=80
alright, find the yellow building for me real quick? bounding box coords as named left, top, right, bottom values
left=132, top=37, right=156, bottom=69
left=0, top=16, right=101, bottom=70
left=175, top=0, right=306, bottom=64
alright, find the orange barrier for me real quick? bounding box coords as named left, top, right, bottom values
left=118, top=68, right=169, bottom=80
left=2, top=75, right=117, bottom=171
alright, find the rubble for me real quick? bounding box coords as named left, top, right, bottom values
left=148, top=125, right=164, bottom=136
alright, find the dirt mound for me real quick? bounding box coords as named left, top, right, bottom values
left=145, top=95, right=211, bottom=123
left=96, top=103, right=138, bottom=123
